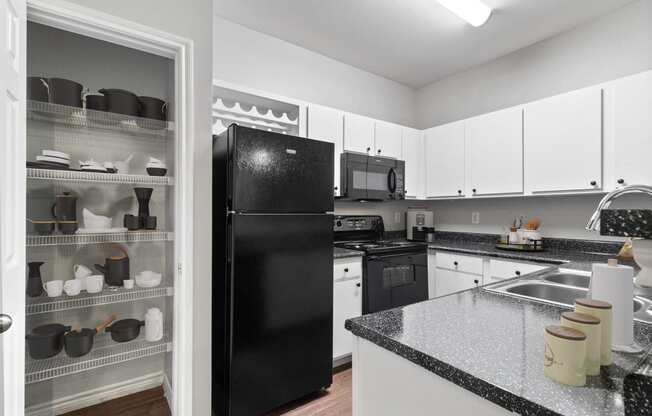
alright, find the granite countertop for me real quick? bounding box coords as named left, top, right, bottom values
left=333, top=246, right=364, bottom=259
left=346, top=287, right=652, bottom=416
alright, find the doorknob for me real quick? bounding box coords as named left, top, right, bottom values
left=0, top=314, right=12, bottom=334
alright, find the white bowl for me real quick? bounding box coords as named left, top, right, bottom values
left=135, top=272, right=162, bottom=288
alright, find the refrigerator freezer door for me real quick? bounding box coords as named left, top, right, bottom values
left=230, top=126, right=334, bottom=213
left=228, top=213, right=333, bottom=416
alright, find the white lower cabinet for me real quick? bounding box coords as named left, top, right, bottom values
left=435, top=269, right=481, bottom=297
left=333, top=257, right=363, bottom=360
left=487, top=259, right=548, bottom=283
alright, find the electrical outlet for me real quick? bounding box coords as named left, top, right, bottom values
left=472, top=212, right=480, bottom=225
left=394, top=212, right=402, bottom=223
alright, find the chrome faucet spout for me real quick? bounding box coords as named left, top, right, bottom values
left=585, top=184, right=652, bottom=231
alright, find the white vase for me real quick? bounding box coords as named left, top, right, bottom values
left=633, top=239, right=652, bottom=288
left=145, top=308, right=163, bottom=342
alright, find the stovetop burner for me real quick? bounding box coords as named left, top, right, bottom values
left=335, top=239, right=426, bottom=254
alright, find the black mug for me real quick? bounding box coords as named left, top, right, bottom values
left=123, top=214, right=140, bottom=231
left=95, top=255, right=129, bottom=287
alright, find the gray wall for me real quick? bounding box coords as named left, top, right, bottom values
left=48, top=0, right=214, bottom=414
left=415, top=0, right=652, bottom=128
left=213, top=16, right=417, bottom=127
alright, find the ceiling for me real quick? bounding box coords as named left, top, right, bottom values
left=214, top=0, right=636, bottom=88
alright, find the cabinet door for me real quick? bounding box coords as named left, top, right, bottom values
left=308, top=105, right=344, bottom=196
left=333, top=278, right=362, bottom=359
left=344, top=113, right=375, bottom=154
left=402, top=128, right=425, bottom=199
left=466, top=107, right=523, bottom=196
left=524, top=87, right=603, bottom=193
left=374, top=121, right=402, bottom=159
left=434, top=269, right=479, bottom=297
left=487, top=259, right=548, bottom=284
left=424, top=121, right=465, bottom=198
left=613, top=72, right=652, bottom=187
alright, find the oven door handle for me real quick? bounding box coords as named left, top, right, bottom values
left=387, top=168, right=397, bottom=193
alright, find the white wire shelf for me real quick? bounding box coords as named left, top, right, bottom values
left=26, top=286, right=173, bottom=315
left=25, top=332, right=172, bottom=384
left=26, top=231, right=173, bottom=247
left=213, top=98, right=298, bottom=126
left=212, top=117, right=288, bottom=136
left=27, top=100, right=172, bottom=137
left=27, top=168, right=173, bottom=186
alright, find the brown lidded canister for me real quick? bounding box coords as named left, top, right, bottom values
left=544, top=325, right=587, bottom=386
left=575, top=298, right=613, bottom=366
left=561, top=311, right=601, bottom=376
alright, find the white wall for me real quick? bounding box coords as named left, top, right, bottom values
left=415, top=0, right=652, bottom=128
left=213, top=16, right=416, bottom=127
left=47, top=0, right=214, bottom=414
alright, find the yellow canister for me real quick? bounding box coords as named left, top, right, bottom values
left=561, top=312, right=602, bottom=376
left=544, top=325, right=587, bottom=386
left=575, top=298, right=613, bottom=366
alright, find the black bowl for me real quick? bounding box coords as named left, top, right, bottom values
left=32, top=221, right=55, bottom=235
left=146, top=167, right=167, bottom=177
left=57, top=221, right=78, bottom=235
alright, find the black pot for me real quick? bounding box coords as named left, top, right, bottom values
left=64, top=316, right=115, bottom=358
left=144, top=216, right=157, bottom=230
left=105, top=319, right=144, bottom=343
left=57, top=221, right=78, bottom=235
left=27, top=77, right=49, bottom=102
left=85, top=94, right=107, bottom=111
left=31, top=220, right=55, bottom=235
left=138, top=96, right=167, bottom=121
left=26, top=323, right=71, bottom=359
left=99, top=88, right=140, bottom=116
left=47, top=78, right=83, bottom=108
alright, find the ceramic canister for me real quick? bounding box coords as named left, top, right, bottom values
left=544, top=325, right=587, bottom=386
left=561, top=312, right=602, bottom=376
left=575, top=298, right=613, bottom=366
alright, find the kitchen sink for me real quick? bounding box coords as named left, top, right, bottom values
left=485, top=269, right=652, bottom=324
left=543, top=273, right=590, bottom=288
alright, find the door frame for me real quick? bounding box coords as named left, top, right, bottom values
left=25, top=1, right=195, bottom=414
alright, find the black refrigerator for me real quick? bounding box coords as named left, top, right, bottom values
left=212, top=125, right=335, bottom=416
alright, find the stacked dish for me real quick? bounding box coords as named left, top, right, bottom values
left=35, top=150, right=70, bottom=168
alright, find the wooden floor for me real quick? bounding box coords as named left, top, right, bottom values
left=64, top=365, right=352, bottom=416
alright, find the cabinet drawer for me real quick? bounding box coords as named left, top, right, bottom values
left=489, top=259, right=548, bottom=280
left=334, top=258, right=363, bottom=281
left=435, top=269, right=481, bottom=297
left=435, top=252, right=483, bottom=275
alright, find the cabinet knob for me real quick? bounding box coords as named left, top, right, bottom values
left=453, top=261, right=459, bottom=266
left=377, top=149, right=382, bottom=154
left=472, top=188, right=477, bottom=193
left=457, top=190, right=462, bottom=195
left=473, top=279, right=479, bottom=284
left=590, top=181, right=597, bottom=186
left=334, top=186, right=339, bottom=190
left=617, top=179, right=625, bottom=185
left=356, top=282, right=361, bottom=287
left=344, top=268, right=349, bottom=273
left=366, top=147, right=371, bottom=152
left=515, top=271, right=521, bottom=276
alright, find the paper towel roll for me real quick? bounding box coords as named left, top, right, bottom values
left=590, top=261, right=634, bottom=349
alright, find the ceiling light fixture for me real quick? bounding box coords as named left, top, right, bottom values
left=437, top=0, right=493, bottom=27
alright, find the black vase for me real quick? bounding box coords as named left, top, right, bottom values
left=27, top=262, right=44, bottom=297
left=134, top=188, right=153, bottom=224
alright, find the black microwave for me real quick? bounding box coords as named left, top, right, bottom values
left=339, top=152, right=405, bottom=201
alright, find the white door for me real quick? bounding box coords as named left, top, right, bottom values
left=307, top=105, right=344, bottom=196
left=425, top=121, right=465, bottom=198
left=466, top=107, right=523, bottom=196
left=374, top=121, right=402, bottom=159
left=344, top=113, right=375, bottom=155
left=402, top=128, right=425, bottom=199
left=524, top=87, right=603, bottom=193
left=333, top=278, right=362, bottom=359
left=0, top=0, right=26, bottom=413
left=612, top=72, right=652, bottom=187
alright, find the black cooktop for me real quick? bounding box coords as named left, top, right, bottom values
left=334, top=239, right=426, bottom=255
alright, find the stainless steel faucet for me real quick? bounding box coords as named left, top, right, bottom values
left=586, top=184, right=652, bottom=231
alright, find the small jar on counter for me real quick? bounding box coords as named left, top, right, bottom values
left=544, top=325, right=587, bottom=386
left=575, top=298, right=613, bottom=366
left=561, top=311, right=602, bottom=376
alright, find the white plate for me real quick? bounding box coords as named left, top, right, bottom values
left=36, top=155, right=70, bottom=165
left=41, top=150, right=70, bottom=160
left=80, top=165, right=107, bottom=172
left=77, top=227, right=128, bottom=234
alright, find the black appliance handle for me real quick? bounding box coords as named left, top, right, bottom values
left=387, top=168, right=397, bottom=193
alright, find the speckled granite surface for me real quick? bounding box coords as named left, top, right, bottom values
left=346, top=288, right=652, bottom=416
left=601, top=209, right=652, bottom=239
left=333, top=246, right=364, bottom=259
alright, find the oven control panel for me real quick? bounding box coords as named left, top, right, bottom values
left=334, top=215, right=383, bottom=232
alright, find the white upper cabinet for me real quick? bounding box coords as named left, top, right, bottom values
left=612, top=72, right=652, bottom=187
left=344, top=113, right=375, bottom=154
left=524, top=87, right=603, bottom=193
left=374, top=121, right=403, bottom=159
left=307, top=105, right=344, bottom=196
left=425, top=121, right=465, bottom=198
left=402, top=128, right=425, bottom=199
left=465, top=107, right=524, bottom=196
